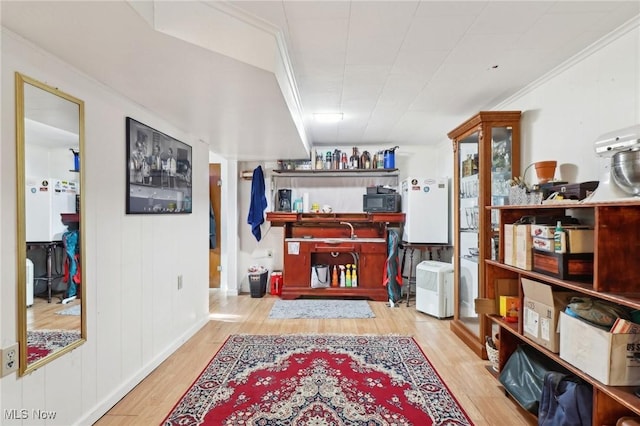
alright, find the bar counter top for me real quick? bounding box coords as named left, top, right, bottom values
left=266, top=212, right=405, bottom=226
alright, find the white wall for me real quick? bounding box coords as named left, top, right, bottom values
left=498, top=17, right=640, bottom=184
left=1, top=29, right=210, bottom=425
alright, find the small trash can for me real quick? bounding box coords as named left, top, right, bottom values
left=249, top=271, right=268, bottom=298
left=270, top=271, right=283, bottom=296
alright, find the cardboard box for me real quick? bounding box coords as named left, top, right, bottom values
left=475, top=278, right=519, bottom=316
left=566, top=229, right=594, bottom=253
left=515, top=224, right=532, bottom=270
left=504, top=223, right=532, bottom=269
left=500, top=296, right=520, bottom=322
left=504, top=224, right=516, bottom=267
left=532, top=249, right=594, bottom=281
left=530, top=225, right=594, bottom=254
left=530, top=224, right=591, bottom=239
left=500, top=296, right=520, bottom=317
left=559, top=311, right=640, bottom=385
left=532, top=236, right=554, bottom=252
left=531, top=224, right=557, bottom=239
left=522, top=278, right=577, bottom=352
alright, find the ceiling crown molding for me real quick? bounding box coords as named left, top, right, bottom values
left=496, top=14, right=640, bottom=109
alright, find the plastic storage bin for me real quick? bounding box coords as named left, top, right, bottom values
left=249, top=271, right=268, bottom=298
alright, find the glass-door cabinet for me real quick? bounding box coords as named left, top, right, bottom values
left=448, top=111, right=521, bottom=358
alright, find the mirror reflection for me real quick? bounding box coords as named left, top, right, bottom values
left=16, top=73, right=85, bottom=375
left=457, top=132, right=480, bottom=337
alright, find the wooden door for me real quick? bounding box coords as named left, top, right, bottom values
left=209, top=163, right=221, bottom=288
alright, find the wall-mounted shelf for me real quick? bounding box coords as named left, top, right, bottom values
left=272, top=169, right=398, bottom=178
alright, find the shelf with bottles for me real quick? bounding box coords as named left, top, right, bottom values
left=276, top=146, right=401, bottom=174
left=271, top=168, right=398, bottom=177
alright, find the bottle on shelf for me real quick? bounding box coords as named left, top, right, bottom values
left=340, top=152, right=348, bottom=170
left=360, top=151, right=371, bottom=169
left=345, top=264, right=352, bottom=287
left=350, top=147, right=360, bottom=169
left=351, top=266, right=358, bottom=287
left=339, top=265, right=346, bottom=287
left=325, top=151, right=332, bottom=170
left=331, top=265, right=339, bottom=287
left=554, top=221, right=566, bottom=253
left=315, top=151, right=323, bottom=170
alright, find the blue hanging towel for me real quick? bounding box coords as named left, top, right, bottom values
left=247, top=165, right=267, bottom=241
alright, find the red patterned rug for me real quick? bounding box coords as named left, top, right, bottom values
left=27, top=329, right=81, bottom=364
left=162, top=334, right=474, bottom=425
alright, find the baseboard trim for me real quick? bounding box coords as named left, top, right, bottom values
left=77, top=317, right=209, bottom=425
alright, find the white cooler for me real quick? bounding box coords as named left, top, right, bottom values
left=415, top=260, right=454, bottom=319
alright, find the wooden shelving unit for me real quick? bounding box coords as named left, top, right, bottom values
left=487, top=201, right=640, bottom=425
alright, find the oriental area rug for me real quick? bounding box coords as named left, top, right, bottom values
left=27, top=329, right=81, bottom=364
left=268, top=299, right=375, bottom=319
left=162, top=334, right=474, bottom=425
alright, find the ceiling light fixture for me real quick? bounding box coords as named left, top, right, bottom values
left=313, top=113, right=343, bottom=123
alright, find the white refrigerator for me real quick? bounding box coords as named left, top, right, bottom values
left=25, top=177, right=78, bottom=242
left=401, top=177, right=449, bottom=244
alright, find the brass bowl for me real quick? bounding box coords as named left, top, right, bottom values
left=611, top=149, right=640, bottom=196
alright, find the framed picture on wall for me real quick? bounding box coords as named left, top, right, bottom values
left=125, top=117, right=192, bottom=214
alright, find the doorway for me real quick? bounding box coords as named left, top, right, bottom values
left=209, top=163, right=221, bottom=288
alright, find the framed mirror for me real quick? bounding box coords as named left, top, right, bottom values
left=15, top=72, right=86, bottom=375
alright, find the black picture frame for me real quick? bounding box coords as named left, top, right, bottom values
left=126, top=117, right=192, bottom=214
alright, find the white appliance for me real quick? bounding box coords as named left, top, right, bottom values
left=25, top=177, right=77, bottom=242
left=588, top=124, right=640, bottom=202
left=26, top=258, right=34, bottom=307
left=401, top=177, right=449, bottom=244
left=415, top=260, right=454, bottom=318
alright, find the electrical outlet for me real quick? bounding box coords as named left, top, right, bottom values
left=177, top=275, right=183, bottom=290
left=1, top=343, right=19, bottom=376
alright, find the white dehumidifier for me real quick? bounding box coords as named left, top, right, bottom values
left=26, top=258, right=34, bottom=307
left=415, top=260, right=453, bottom=319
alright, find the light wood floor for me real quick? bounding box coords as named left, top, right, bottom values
left=28, top=296, right=81, bottom=331
left=95, top=291, right=537, bottom=425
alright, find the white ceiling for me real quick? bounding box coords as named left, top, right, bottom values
left=2, top=1, right=639, bottom=161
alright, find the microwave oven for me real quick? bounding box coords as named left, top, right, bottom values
left=363, top=193, right=401, bottom=212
